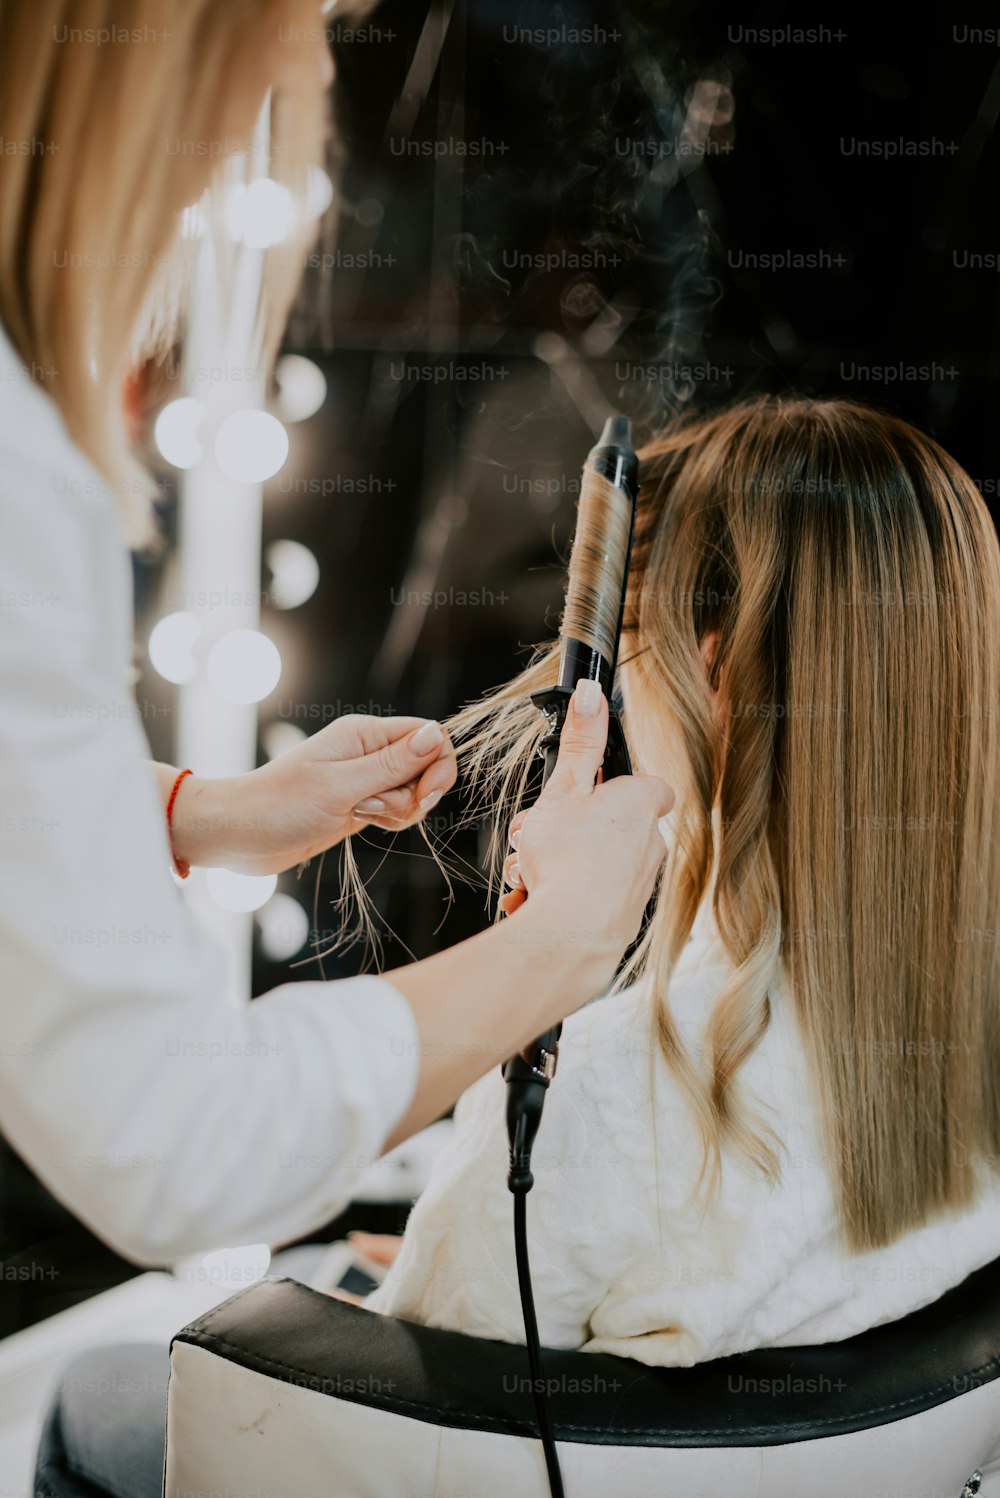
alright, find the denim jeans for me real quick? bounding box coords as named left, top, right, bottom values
left=34, top=1342, right=168, bottom=1498
left=33, top=1245, right=328, bottom=1498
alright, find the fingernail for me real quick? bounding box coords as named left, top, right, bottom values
left=420, top=789, right=443, bottom=811
left=355, top=797, right=386, bottom=814
left=508, top=859, right=521, bottom=885
left=410, top=720, right=444, bottom=754
left=510, top=827, right=521, bottom=850
left=574, top=679, right=602, bottom=717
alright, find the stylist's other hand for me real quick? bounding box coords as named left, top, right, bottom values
left=166, top=715, right=456, bottom=875
left=498, top=680, right=672, bottom=973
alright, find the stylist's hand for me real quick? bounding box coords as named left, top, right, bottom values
left=498, top=679, right=673, bottom=961
left=162, top=715, right=456, bottom=875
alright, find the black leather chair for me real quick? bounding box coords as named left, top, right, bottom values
left=164, top=1256, right=1000, bottom=1496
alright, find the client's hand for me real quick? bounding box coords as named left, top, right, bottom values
left=346, top=1230, right=402, bottom=1265
left=326, top=1232, right=401, bottom=1306
left=157, top=715, right=456, bottom=875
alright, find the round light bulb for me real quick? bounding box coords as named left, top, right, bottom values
left=262, top=721, right=307, bottom=760
left=207, top=629, right=282, bottom=704
left=214, top=409, right=289, bottom=484
left=226, top=178, right=295, bottom=249
left=154, top=398, right=206, bottom=469
left=257, top=892, right=311, bottom=960
left=205, top=868, right=278, bottom=913
left=306, top=166, right=335, bottom=221
left=148, top=612, right=201, bottom=685
left=266, top=539, right=320, bottom=610
left=274, top=355, right=327, bottom=423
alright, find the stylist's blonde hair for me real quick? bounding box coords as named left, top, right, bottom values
left=450, top=396, right=1000, bottom=1253
left=0, top=0, right=328, bottom=543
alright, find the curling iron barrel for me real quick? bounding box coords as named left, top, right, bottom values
left=553, top=414, right=640, bottom=691
left=528, top=415, right=639, bottom=786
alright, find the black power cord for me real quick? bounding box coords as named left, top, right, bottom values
left=511, top=1187, right=565, bottom=1498
left=505, top=1044, right=565, bottom=1496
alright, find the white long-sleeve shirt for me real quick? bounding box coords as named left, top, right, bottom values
left=0, top=327, right=420, bottom=1266
left=369, top=901, right=1000, bottom=1364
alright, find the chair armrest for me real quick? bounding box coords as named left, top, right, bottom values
left=170, top=1254, right=1000, bottom=1448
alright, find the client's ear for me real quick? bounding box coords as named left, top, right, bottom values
left=699, top=629, right=721, bottom=684
left=699, top=630, right=728, bottom=726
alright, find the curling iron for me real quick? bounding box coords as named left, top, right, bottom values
left=501, top=416, right=639, bottom=1497
left=504, top=414, right=639, bottom=1191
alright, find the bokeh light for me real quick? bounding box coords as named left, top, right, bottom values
left=205, top=868, right=278, bottom=913
left=262, top=722, right=307, bottom=760
left=274, top=355, right=327, bottom=423
left=154, top=398, right=206, bottom=469
left=257, top=892, right=311, bottom=960
left=266, top=540, right=320, bottom=610
left=226, top=178, right=295, bottom=249
left=148, top=612, right=201, bottom=685
left=214, top=410, right=289, bottom=484
left=307, top=166, right=335, bottom=221
left=207, top=629, right=282, bottom=704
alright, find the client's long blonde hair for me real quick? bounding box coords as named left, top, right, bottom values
left=0, top=0, right=328, bottom=542
left=449, top=396, right=1000, bottom=1253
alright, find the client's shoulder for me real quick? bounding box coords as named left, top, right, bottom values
left=559, top=917, right=746, bottom=1082
left=552, top=928, right=800, bottom=1163
left=557, top=978, right=654, bottom=1085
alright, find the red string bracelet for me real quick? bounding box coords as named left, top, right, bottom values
left=166, top=767, right=193, bottom=879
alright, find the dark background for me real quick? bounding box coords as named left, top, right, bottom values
left=258, top=0, right=1000, bottom=994
left=5, top=0, right=1000, bottom=1334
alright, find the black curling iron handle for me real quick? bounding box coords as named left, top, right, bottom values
left=503, top=686, right=631, bottom=1193
left=503, top=713, right=565, bottom=1193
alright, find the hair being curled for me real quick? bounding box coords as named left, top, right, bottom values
left=447, top=395, right=1000, bottom=1253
